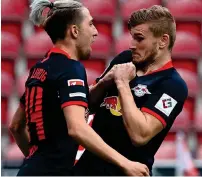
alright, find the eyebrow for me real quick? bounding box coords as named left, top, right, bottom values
left=133, top=32, right=144, bottom=36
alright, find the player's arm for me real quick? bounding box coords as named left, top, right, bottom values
left=9, top=103, right=30, bottom=157
left=64, top=105, right=149, bottom=176
left=116, top=79, right=164, bottom=146
left=59, top=62, right=149, bottom=176
left=89, top=50, right=132, bottom=112
left=64, top=105, right=129, bottom=169
left=114, top=64, right=188, bottom=146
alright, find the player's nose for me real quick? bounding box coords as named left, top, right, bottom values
left=93, top=25, right=98, bottom=37
left=129, top=39, right=137, bottom=50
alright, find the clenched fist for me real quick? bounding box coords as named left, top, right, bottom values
left=113, top=62, right=136, bottom=83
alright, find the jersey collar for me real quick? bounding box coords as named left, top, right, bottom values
left=145, top=60, right=173, bottom=76
left=48, top=47, right=71, bottom=59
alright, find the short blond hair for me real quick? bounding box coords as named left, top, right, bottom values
left=128, top=5, right=176, bottom=51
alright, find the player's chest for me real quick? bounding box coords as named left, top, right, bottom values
left=99, top=77, right=157, bottom=116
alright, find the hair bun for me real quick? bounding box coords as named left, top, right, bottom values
left=49, top=2, right=54, bottom=9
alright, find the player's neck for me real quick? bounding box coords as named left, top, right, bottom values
left=54, top=43, right=79, bottom=61
left=137, top=52, right=172, bottom=76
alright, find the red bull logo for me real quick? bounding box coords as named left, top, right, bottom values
left=100, top=96, right=122, bottom=116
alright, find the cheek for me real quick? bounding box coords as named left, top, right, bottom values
left=141, top=41, right=155, bottom=53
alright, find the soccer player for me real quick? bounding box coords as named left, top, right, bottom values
left=74, top=5, right=188, bottom=176
left=9, top=0, right=149, bottom=176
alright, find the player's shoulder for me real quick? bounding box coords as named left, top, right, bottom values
left=48, top=53, right=86, bottom=79
left=161, top=68, right=188, bottom=100
left=111, top=50, right=132, bottom=65
left=51, top=53, right=84, bottom=70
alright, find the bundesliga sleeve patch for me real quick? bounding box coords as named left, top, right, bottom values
left=155, top=93, right=177, bottom=116
left=67, top=79, right=84, bottom=86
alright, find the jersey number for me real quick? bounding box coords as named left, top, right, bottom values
left=25, top=86, right=45, bottom=141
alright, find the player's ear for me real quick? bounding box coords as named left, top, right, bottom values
left=70, top=25, right=79, bottom=39
left=159, top=34, right=169, bottom=49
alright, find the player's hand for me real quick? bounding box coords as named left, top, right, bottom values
left=113, top=62, right=136, bottom=83
left=99, top=68, right=115, bottom=88
left=122, top=161, right=150, bottom=176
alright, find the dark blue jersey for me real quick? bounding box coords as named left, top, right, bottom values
left=20, top=47, right=89, bottom=168
left=74, top=50, right=188, bottom=175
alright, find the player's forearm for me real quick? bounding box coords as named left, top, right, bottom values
left=89, top=79, right=108, bottom=111
left=115, top=80, right=150, bottom=145
left=70, top=123, right=130, bottom=170
left=10, top=128, right=30, bottom=157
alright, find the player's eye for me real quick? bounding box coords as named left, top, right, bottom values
left=90, top=20, right=94, bottom=26
left=133, top=35, right=144, bottom=42
left=137, top=37, right=144, bottom=42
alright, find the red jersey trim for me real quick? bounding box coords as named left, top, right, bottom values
left=141, top=107, right=167, bottom=128
left=26, top=145, right=38, bottom=159
left=146, top=61, right=173, bottom=75
left=61, top=101, right=88, bottom=109
left=49, top=47, right=71, bottom=59
left=41, top=47, right=71, bottom=63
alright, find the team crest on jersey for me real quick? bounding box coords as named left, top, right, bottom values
left=132, top=84, right=151, bottom=97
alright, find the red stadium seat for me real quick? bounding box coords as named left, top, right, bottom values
left=81, top=0, right=115, bottom=21
left=24, top=31, right=53, bottom=69
left=193, top=100, right=202, bottom=132
left=166, top=0, right=202, bottom=19
left=172, top=31, right=201, bottom=58
left=173, top=59, right=199, bottom=97
left=81, top=60, right=106, bottom=85
left=155, top=133, right=176, bottom=159
left=94, top=22, right=113, bottom=42
left=2, top=31, right=20, bottom=59
left=2, top=0, right=28, bottom=41
left=2, top=31, right=20, bottom=78
left=1, top=71, right=14, bottom=98
left=115, top=32, right=131, bottom=55
left=170, top=98, right=194, bottom=132
left=120, top=0, right=161, bottom=21
left=176, top=22, right=202, bottom=39
left=81, top=0, right=115, bottom=40
left=91, top=33, right=111, bottom=59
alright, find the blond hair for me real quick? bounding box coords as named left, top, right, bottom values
left=29, top=0, right=84, bottom=43
left=128, top=5, right=176, bottom=51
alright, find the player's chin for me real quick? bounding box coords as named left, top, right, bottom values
left=132, top=56, right=143, bottom=64
left=82, top=50, right=91, bottom=60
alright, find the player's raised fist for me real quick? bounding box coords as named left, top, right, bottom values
left=113, top=62, right=136, bottom=83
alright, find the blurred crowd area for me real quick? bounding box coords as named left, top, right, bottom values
left=1, top=0, right=202, bottom=176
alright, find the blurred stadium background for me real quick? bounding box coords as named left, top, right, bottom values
left=1, top=0, right=202, bottom=176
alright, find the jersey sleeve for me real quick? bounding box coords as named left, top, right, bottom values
left=141, top=79, right=188, bottom=128
left=95, top=50, right=132, bottom=84
left=58, top=62, right=88, bottom=109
